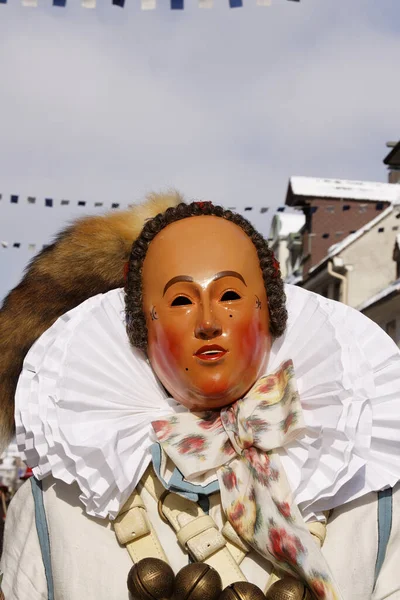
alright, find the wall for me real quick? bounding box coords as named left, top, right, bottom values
left=340, top=209, right=399, bottom=308
left=301, top=198, right=390, bottom=275
left=363, top=293, right=400, bottom=346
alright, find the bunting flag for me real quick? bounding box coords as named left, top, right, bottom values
left=0, top=0, right=299, bottom=7
left=0, top=242, right=49, bottom=251
left=0, top=193, right=122, bottom=209
left=0, top=192, right=272, bottom=218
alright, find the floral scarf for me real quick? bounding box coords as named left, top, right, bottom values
left=152, top=360, right=341, bottom=600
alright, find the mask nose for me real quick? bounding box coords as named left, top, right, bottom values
left=194, top=304, right=222, bottom=340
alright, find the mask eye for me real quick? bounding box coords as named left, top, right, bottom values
left=171, top=295, right=193, bottom=306
left=220, top=290, right=241, bottom=302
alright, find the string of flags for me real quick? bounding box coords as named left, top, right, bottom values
left=0, top=192, right=293, bottom=252
left=6, top=226, right=387, bottom=252
left=0, top=0, right=299, bottom=8
left=2, top=194, right=122, bottom=209
left=1, top=193, right=274, bottom=213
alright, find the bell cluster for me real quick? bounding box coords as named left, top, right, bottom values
left=127, top=557, right=313, bottom=600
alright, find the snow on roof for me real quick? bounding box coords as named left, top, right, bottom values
left=290, top=176, right=400, bottom=202
left=357, top=278, right=400, bottom=312
left=309, top=205, right=394, bottom=274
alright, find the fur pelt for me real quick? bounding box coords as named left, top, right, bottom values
left=0, top=191, right=183, bottom=453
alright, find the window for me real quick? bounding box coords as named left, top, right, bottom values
left=343, top=205, right=350, bottom=211
left=378, top=227, right=385, bottom=233
left=45, top=198, right=53, bottom=207
left=376, top=202, right=384, bottom=211
left=322, top=233, right=330, bottom=239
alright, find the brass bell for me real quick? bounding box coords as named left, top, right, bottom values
left=174, top=563, right=223, bottom=600
left=219, top=581, right=266, bottom=600
left=127, top=557, right=175, bottom=600
left=265, top=576, right=313, bottom=600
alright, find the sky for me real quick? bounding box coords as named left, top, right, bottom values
left=0, top=0, right=400, bottom=301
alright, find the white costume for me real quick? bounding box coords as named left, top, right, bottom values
left=2, top=285, right=400, bottom=599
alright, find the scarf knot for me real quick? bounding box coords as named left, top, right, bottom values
left=152, top=360, right=341, bottom=600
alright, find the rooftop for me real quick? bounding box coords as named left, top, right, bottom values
left=286, top=176, right=400, bottom=206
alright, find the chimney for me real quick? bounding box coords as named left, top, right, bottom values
left=384, top=141, right=400, bottom=184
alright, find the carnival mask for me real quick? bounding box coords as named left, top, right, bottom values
left=142, top=216, right=272, bottom=411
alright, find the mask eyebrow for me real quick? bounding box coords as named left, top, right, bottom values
left=211, top=271, right=247, bottom=286
left=163, top=275, right=194, bottom=296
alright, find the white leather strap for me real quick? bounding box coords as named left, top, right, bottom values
left=113, top=489, right=168, bottom=564
left=140, top=467, right=248, bottom=587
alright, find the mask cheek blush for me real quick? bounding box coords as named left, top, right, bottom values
left=239, top=313, right=269, bottom=369
left=149, top=324, right=183, bottom=379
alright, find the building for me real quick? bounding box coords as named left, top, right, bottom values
left=285, top=176, right=398, bottom=279
left=357, top=234, right=400, bottom=345
left=299, top=199, right=400, bottom=306
left=280, top=143, right=400, bottom=344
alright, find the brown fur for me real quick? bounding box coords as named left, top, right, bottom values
left=0, top=191, right=183, bottom=452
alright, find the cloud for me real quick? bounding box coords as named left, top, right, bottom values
left=0, top=0, right=399, bottom=299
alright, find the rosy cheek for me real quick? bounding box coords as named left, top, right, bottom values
left=149, top=324, right=186, bottom=378
left=237, top=312, right=269, bottom=367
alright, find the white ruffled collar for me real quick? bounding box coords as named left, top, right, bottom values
left=15, top=285, right=400, bottom=520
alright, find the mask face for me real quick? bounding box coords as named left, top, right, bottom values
left=142, top=215, right=272, bottom=411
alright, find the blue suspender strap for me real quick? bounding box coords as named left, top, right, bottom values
left=30, top=478, right=55, bottom=600
left=374, top=487, right=393, bottom=588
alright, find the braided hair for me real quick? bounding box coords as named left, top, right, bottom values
left=125, top=201, right=287, bottom=351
